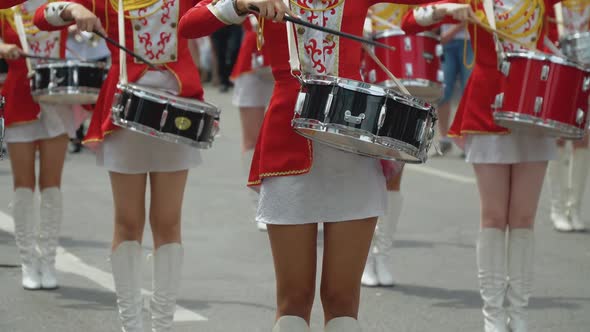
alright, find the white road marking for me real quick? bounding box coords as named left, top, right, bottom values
left=0, top=210, right=207, bottom=322
left=405, top=164, right=477, bottom=184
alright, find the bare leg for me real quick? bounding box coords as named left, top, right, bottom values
left=239, top=107, right=265, bottom=152
left=473, top=164, right=511, bottom=332
left=148, top=170, right=188, bottom=332
left=148, top=170, right=188, bottom=248
left=267, top=223, right=318, bottom=323
left=36, top=134, right=69, bottom=289
left=8, top=142, right=37, bottom=190
left=38, top=134, right=68, bottom=190
left=321, top=218, right=377, bottom=322
left=506, top=162, right=546, bottom=332
left=109, top=172, right=147, bottom=250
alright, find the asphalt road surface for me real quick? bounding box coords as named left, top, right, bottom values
left=0, top=85, right=589, bottom=332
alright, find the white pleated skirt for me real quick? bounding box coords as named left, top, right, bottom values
left=96, top=71, right=201, bottom=174
left=232, top=72, right=274, bottom=108
left=464, top=132, right=557, bottom=164
left=4, top=103, right=76, bottom=143
left=256, top=143, right=388, bottom=225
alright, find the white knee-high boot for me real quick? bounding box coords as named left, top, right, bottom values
left=12, top=188, right=40, bottom=290
left=151, top=243, right=183, bottom=332
left=362, top=192, right=403, bottom=287
left=38, top=187, right=62, bottom=289
left=111, top=241, right=144, bottom=332
left=567, top=149, right=589, bottom=231
left=506, top=229, right=534, bottom=332
left=272, top=316, right=310, bottom=332
left=477, top=228, right=508, bottom=332
left=325, top=317, right=361, bottom=332
left=548, top=146, right=572, bottom=232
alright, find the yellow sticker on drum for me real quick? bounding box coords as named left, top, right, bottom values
left=175, top=117, right=192, bottom=130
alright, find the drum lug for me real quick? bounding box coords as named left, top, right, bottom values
left=492, top=93, right=504, bottom=109
left=423, top=52, right=434, bottom=63
left=324, top=93, right=334, bottom=118
left=435, top=44, right=443, bottom=57
left=404, top=36, right=412, bottom=51
left=368, top=69, right=377, bottom=84
left=437, top=69, right=444, bottom=83
left=534, top=97, right=544, bottom=115
left=405, top=63, right=413, bottom=77
left=124, top=97, right=132, bottom=119
left=500, top=61, right=511, bottom=77
left=378, top=104, right=387, bottom=129
left=583, top=77, right=590, bottom=92
left=73, top=68, right=79, bottom=86
left=160, top=107, right=169, bottom=129
left=294, top=92, right=306, bottom=115
left=48, top=68, right=58, bottom=90
left=344, top=110, right=366, bottom=125
left=576, top=108, right=585, bottom=125
left=540, top=65, right=550, bottom=81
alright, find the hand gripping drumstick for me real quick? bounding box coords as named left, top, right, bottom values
left=248, top=6, right=397, bottom=52
left=93, top=30, right=159, bottom=70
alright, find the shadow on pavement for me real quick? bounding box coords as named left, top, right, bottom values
left=55, top=285, right=115, bottom=311
left=385, top=284, right=590, bottom=310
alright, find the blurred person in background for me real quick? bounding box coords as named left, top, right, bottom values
left=211, top=24, right=242, bottom=93
left=437, top=23, right=473, bottom=155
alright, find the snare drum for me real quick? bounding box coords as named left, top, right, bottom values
left=292, top=75, right=437, bottom=163
left=366, top=29, right=443, bottom=101
left=0, top=59, right=7, bottom=85
left=30, top=60, right=107, bottom=105
left=112, top=84, right=221, bottom=148
left=492, top=52, right=590, bottom=139
left=560, top=32, right=590, bottom=65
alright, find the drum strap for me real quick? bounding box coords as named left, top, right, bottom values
left=283, top=0, right=301, bottom=76
left=361, top=44, right=410, bottom=96
left=118, top=0, right=128, bottom=84
left=13, top=12, right=33, bottom=75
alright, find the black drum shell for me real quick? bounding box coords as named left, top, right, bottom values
left=116, top=88, right=216, bottom=144
left=298, top=83, right=433, bottom=150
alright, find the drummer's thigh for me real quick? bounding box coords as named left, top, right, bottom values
left=7, top=142, right=37, bottom=189
left=38, top=134, right=69, bottom=189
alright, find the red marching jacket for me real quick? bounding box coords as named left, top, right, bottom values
left=179, top=0, right=434, bottom=187
left=1, top=2, right=67, bottom=127
left=34, top=0, right=203, bottom=146
left=0, top=1, right=27, bottom=9
left=401, top=0, right=561, bottom=138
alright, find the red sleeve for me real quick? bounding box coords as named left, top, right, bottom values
left=369, top=0, right=444, bottom=5
left=178, top=0, right=233, bottom=38
left=0, top=0, right=26, bottom=9
left=33, top=0, right=91, bottom=32
left=400, top=0, right=459, bottom=34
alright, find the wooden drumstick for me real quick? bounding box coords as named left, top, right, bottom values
left=248, top=6, right=397, bottom=52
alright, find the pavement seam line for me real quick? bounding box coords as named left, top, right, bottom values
left=0, top=210, right=208, bottom=322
